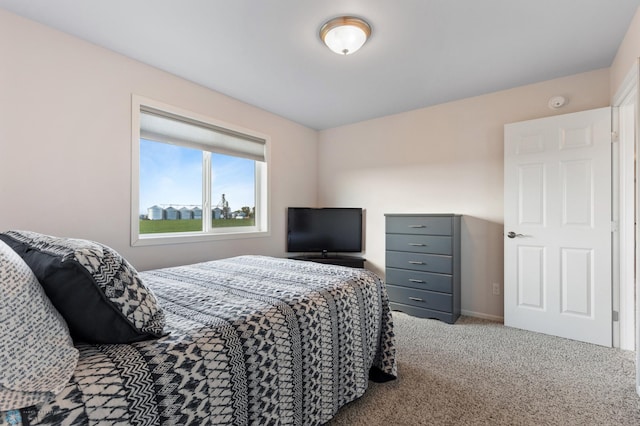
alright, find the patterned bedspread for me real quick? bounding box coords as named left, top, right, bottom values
left=2, top=255, right=396, bottom=425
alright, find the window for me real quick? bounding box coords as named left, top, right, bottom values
left=131, top=95, right=269, bottom=246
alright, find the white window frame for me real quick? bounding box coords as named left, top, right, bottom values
left=131, top=94, right=270, bottom=246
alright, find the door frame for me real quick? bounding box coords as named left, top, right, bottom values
left=612, top=58, right=639, bottom=395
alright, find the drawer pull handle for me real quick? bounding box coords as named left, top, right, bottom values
left=409, top=297, right=424, bottom=302
left=409, top=225, right=426, bottom=228
left=409, top=243, right=426, bottom=246
left=408, top=279, right=424, bottom=283
left=408, top=261, right=424, bottom=265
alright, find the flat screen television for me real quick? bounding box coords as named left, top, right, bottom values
left=287, top=207, right=363, bottom=255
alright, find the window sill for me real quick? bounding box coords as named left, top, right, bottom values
left=131, top=229, right=270, bottom=247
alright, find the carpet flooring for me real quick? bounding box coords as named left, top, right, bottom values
left=328, top=313, right=640, bottom=425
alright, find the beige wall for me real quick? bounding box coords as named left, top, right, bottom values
left=318, top=69, right=610, bottom=320
left=0, top=10, right=318, bottom=271
left=610, top=7, right=640, bottom=99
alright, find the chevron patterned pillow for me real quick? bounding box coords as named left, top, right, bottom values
left=0, top=240, right=79, bottom=410
left=0, top=231, right=166, bottom=344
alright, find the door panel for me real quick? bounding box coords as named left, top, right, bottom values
left=561, top=160, right=592, bottom=226
left=518, top=164, right=545, bottom=225
left=560, top=247, right=592, bottom=316
left=504, top=107, right=612, bottom=347
left=517, top=245, right=545, bottom=309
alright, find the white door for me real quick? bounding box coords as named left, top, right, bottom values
left=504, top=107, right=612, bottom=347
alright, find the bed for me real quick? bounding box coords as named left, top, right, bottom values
left=0, top=231, right=397, bottom=426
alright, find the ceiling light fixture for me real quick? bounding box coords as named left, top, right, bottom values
left=320, top=16, right=371, bottom=55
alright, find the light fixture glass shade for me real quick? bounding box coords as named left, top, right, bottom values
left=320, top=17, right=371, bottom=55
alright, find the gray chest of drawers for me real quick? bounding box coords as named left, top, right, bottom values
left=385, top=214, right=461, bottom=324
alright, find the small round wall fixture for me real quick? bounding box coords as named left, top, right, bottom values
left=320, top=16, right=371, bottom=55
left=548, top=95, right=568, bottom=110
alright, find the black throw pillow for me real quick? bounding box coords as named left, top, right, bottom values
left=0, top=230, right=166, bottom=344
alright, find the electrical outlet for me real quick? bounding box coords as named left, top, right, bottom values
left=492, top=282, right=500, bottom=296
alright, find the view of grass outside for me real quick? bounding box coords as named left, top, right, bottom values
left=140, top=218, right=255, bottom=234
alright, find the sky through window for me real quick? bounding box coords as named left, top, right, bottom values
left=139, top=139, right=255, bottom=215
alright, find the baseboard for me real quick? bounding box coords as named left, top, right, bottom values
left=461, top=309, right=504, bottom=323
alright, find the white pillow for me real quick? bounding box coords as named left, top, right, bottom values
left=0, top=240, right=79, bottom=410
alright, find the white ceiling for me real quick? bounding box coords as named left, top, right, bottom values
left=2, top=0, right=639, bottom=130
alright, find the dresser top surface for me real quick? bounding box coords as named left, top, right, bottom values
left=384, top=213, right=460, bottom=217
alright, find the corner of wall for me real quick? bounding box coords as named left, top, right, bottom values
left=610, top=6, right=640, bottom=100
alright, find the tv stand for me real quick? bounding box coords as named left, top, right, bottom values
left=289, top=255, right=366, bottom=269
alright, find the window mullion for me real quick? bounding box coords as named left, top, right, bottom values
left=203, top=151, right=212, bottom=233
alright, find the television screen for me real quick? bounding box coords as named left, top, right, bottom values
left=287, top=207, right=363, bottom=253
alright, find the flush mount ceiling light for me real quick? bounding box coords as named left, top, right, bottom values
left=320, top=16, right=371, bottom=55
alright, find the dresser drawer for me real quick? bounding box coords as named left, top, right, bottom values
left=386, top=268, right=452, bottom=293
left=386, top=234, right=452, bottom=255
left=386, top=251, right=452, bottom=274
left=388, top=302, right=456, bottom=323
left=386, top=284, right=452, bottom=312
left=385, top=216, right=452, bottom=236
